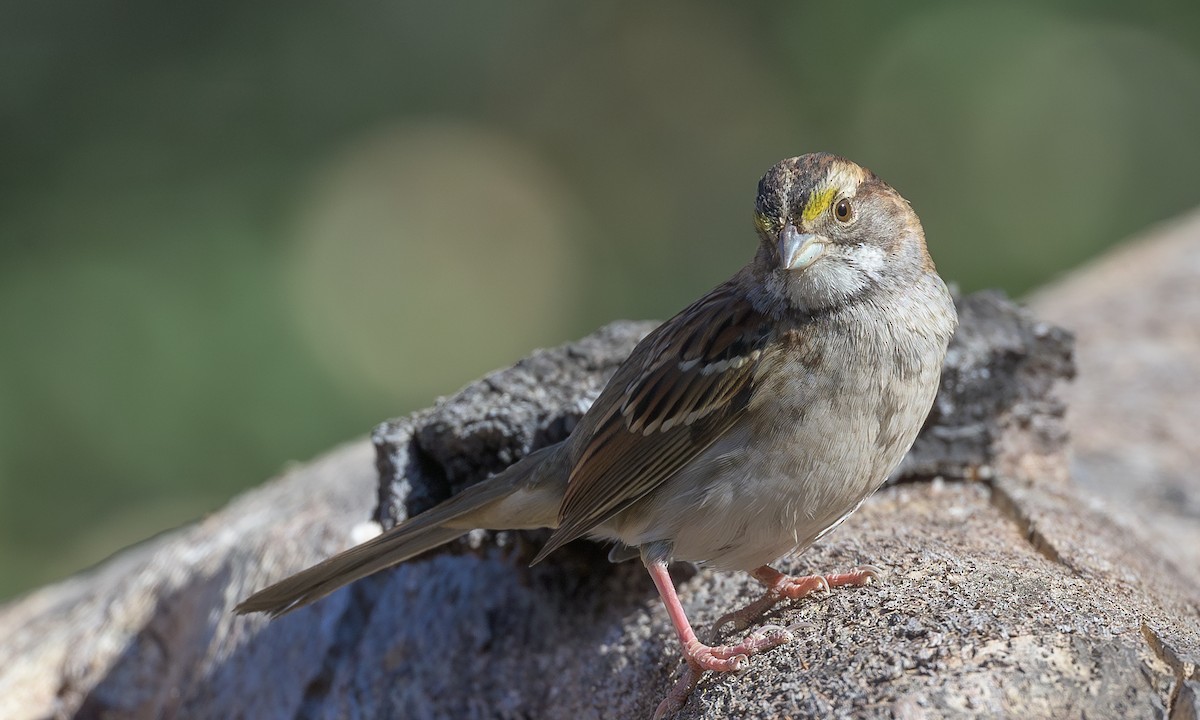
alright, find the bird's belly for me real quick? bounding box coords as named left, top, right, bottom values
left=606, top=352, right=940, bottom=572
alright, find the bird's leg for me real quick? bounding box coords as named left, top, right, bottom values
left=712, top=563, right=881, bottom=635
left=645, top=559, right=794, bottom=671
left=645, top=557, right=794, bottom=719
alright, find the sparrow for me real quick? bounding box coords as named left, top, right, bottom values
left=236, top=153, right=958, bottom=716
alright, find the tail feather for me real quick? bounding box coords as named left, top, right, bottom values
left=235, top=444, right=562, bottom=618
left=234, top=525, right=469, bottom=617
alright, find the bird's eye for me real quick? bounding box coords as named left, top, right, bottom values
left=834, top=198, right=854, bottom=223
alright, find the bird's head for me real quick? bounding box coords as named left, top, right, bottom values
left=752, top=153, right=934, bottom=313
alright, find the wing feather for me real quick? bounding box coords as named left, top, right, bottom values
left=531, top=279, right=774, bottom=563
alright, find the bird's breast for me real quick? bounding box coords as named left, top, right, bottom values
left=610, top=288, right=953, bottom=571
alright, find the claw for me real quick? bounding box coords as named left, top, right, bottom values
left=854, top=564, right=884, bottom=580
left=750, top=623, right=794, bottom=645
left=823, top=565, right=883, bottom=589
left=785, top=620, right=816, bottom=634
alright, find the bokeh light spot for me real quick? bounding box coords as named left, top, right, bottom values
left=285, top=122, right=581, bottom=405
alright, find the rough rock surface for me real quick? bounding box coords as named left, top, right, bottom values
left=1030, top=208, right=1200, bottom=586
left=1, top=247, right=1198, bottom=719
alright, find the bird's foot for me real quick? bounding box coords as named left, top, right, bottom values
left=653, top=625, right=794, bottom=719
left=684, top=623, right=794, bottom=670
left=713, top=564, right=882, bottom=634
left=776, top=564, right=881, bottom=599
left=646, top=558, right=881, bottom=718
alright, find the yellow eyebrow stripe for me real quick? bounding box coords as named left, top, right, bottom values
left=801, top=186, right=836, bottom=224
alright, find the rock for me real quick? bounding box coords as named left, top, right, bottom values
left=1, top=264, right=1197, bottom=719
left=1030, top=208, right=1200, bottom=587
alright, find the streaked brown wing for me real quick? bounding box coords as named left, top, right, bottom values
left=532, top=280, right=773, bottom=562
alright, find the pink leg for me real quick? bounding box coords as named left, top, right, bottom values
left=646, top=560, right=793, bottom=671
left=651, top=562, right=881, bottom=718
left=647, top=560, right=793, bottom=719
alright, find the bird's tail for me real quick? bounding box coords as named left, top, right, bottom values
left=234, top=443, right=564, bottom=618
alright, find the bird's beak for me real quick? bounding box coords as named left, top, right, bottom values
left=778, top=223, right=826, bottom=271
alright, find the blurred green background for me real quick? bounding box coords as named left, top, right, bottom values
left=2, top=0, right=1199, bottom=601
